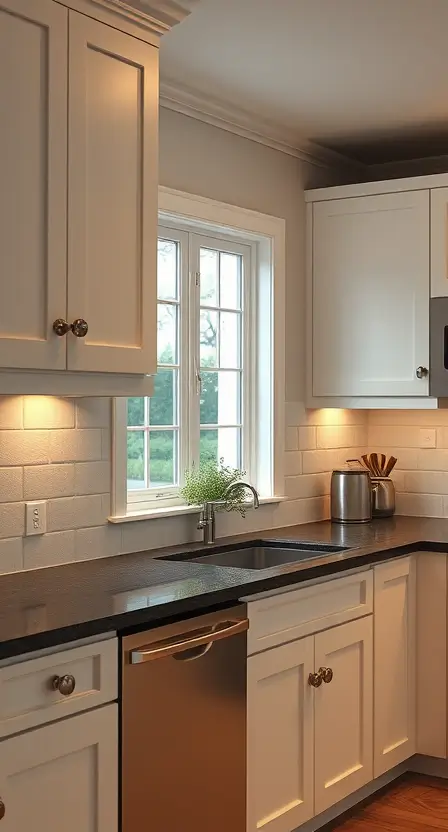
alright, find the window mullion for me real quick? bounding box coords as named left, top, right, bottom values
left=188, top=232, right=201, bottom=470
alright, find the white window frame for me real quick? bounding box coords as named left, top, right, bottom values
left=111, top=186, right=286, bottom=521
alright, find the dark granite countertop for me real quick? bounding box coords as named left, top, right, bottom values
left=1, top=515, right=448, bottom=659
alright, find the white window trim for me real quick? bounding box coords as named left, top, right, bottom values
left=111, top=186, right=286, bottom=522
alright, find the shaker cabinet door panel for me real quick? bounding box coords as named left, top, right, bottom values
left=0, top=704, right=118, bottom=832
left=67, top=12, right=158, bottom=374
left=314, top=616, right=373, bottom=814
left=0, top=0, right=68, bottom=370
left=312, top=191, right=430, bottom=397
left=247, top=636, right=314, bottom=832
left=374, top=557, right=416, bottom=776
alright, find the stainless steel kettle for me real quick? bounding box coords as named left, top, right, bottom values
left=331, top=469, right=372, bottom=524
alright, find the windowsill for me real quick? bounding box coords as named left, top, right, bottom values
left=108, top=495, right=286, bottom=524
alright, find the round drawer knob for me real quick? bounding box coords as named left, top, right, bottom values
left=0, top=799, right=6, bottom=820
left=52, top=674, right=76, bottom=696
left=416, top=366, right=428, bottom=379
left=53, top=318, right=71, bottom=337
left=320, top=666, right=334, bottom=684
left=308, top=671, right=323, bottom=688
left=53, top=319, right=88, bottom=338
left=71, top=318, right=88, bottom=338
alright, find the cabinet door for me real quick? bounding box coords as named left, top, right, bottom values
left=374, top=557, right=416, bottom=776
left=312, top=191, right=429, bottom=397
left=0, top=704, right=117, bottom=832
left=0, top=0, right=68, bottom=370
left=67, top=12, right=158, bottom=374
left=314, top=616, right=373, bottom=815
left=431, top=187, right=448, bottom=297
left=247, top=637, right=314, bottom=832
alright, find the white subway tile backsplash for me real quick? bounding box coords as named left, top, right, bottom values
left=417, top=449, right=448, bottom=470
left=0, top=503, right=24, bottom=539
left=49, top=429, right=102, bottom=463
left=24, top=464, right=75, bottom=500
left=369, top=409, right=448, bottom=427
left=75, top=524, right=122, bottom=560
left=75, top=461, right=110, bottom=495
left=317, top=425, right=366, bottom=449
left=302, top=449, right=339, bottom=475
left=369, top=425, right=426, bottom=448
left=0, top=431, right=48, bottom=466
left=298, top=426, right=316, bottom=450
left=404, top=471, right=448, bottom=495
left=0, top=537, right=23, bottom=574
left=285, top=473, right=331, bottom=500
left=24, top=397, right=75, bottom=429
left=0, top=468, right=23, bottom=503
left=0, top=397, right=23, bottom=430
left=47, top=495, right=107, bottom=532
left=23, top=531, right=76, bottom=570
left=285, top=427, right=299, bottom=451
left=284, top=451, right=302, bottom=477
left=395, top=493, right=443, bottom=518
left=76, top=398, right=111, bottom=429
left=101, top=430, right=111, bottom=461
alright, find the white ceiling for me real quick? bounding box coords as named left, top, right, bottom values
left=159, top=0, right=448, bottom=164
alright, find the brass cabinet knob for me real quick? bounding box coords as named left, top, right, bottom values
left=0, top=799, right=5, bottom=820
left=51, top=674, right=76, bottom=696
left=319, top=666, right=334, bottom=684
left=53, top=319, right=88, bottom=338
left=416, top=366, right=429, bottom=379
left=308, top=670, right=323, bottom=688
left=71, top=318, right=88, bottom=338
left=53, top=318, right=72, bottom=336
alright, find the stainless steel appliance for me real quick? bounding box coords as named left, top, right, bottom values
left=331, top=468, right=372, bottom=523
left=371, top=476, right=395, bottom=518
left=430, top=297, right=448, bottom=396
left=122, top=605, right=248, bottom=832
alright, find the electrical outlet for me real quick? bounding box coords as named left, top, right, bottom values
left=419, top=429, right=436, bottom=448
left=25, top=501, right=47, bottom=536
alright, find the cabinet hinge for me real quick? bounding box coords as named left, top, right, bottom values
left=194, top=271, right=200, bottom=287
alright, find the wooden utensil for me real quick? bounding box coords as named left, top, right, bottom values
left=370, top=453, right=381, bottom=476
left=379, top=453, right=386, bottom=475
left=384, top=456, right=397, bottom=477
left=362, top=454, right=372, bottom=473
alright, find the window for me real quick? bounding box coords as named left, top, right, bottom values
left=126, top=226, right=252, bottom=511
left=112, top=187, right=285, bottom=521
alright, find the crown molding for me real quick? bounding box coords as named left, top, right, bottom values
left=160, top=79, right=364, bottom=172
left=90, top=0, right=200, bottom=36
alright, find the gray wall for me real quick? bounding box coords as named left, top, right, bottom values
left=159, top=108, right=341, bottom=403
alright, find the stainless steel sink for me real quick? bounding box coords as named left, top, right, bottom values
left=166, top=542, right=349, bottom=571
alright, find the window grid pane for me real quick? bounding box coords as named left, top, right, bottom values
left=127, top=235, right=249, bottom=499
left=199, top=249, right=244, bottom=471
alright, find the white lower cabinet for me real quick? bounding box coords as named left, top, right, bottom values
left=0, top=704, right=118, bottom=831
left=247, top=636, right=315, bottom=832
left=373, top=557, right=416, bottom=776
left=314, top=617, right=373, bottom=814
left=247, top=615, right=373, bottom=832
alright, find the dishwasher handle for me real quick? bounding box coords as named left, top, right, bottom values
left=129, top=618, right=248, bottom=664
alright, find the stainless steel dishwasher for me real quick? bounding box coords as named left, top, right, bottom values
left=122, top=604, right=248, bottom=832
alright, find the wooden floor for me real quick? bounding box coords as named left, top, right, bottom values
left=332, top=776, right=448, bottom=832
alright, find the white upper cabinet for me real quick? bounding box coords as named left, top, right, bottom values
left=311, top=191, right=430, bottom=398
left=0, top=0, right=163, bottom=393
left=67, top=13, right=157, bottom=375
left=0, top=0, right=68, bottom=371
left=431, top=187, right=448, bottom=298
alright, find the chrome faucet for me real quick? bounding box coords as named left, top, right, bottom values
left=197, top=481, right=260, bottom=545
